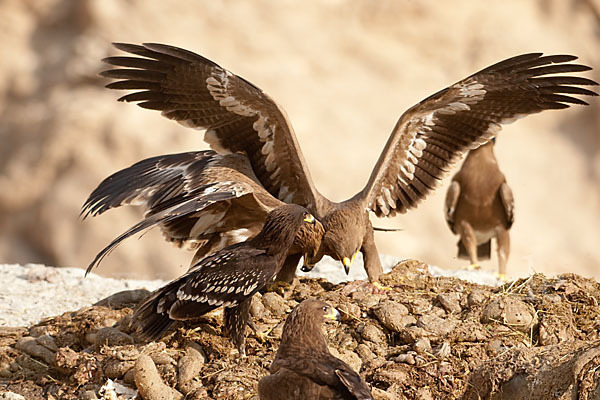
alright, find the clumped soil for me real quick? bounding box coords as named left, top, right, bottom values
left=2, top=260, right=600, bottom=399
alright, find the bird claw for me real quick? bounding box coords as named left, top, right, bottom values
left=464, top=263, right=481, bottom=271
left=265, top=281, right=292, bottom=297
left=254, top=326, right=275, bottom=343
left=372, top=281, right=392, bottom=292
left=341, top=280, right=391, bottom=295
left=495, top=273, right=508, bottom=282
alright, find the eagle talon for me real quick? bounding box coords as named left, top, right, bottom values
left=265, top=281, right=292, bottom=296
left=495, top=273, right=508, bottom=282
left=372, top=281, right=391, bottom=292
left=465, top=263, right=481, bottom=271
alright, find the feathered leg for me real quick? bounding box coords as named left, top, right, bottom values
left=223, top=297, right=253, bottom=356
left=362, top=223, right=383, bottom=283
left=496, top=228, right=510, bottom=279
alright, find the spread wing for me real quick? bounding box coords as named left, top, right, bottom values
left=82, top=151, right=284, bottom=274
left=100, top=43, right=322, bottom=210
left=498, top=182, right=515, bottom=229
left=359, top=53, right=597, bottom=217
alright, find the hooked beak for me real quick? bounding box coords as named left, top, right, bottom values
left=303, top=214, right=316, bottom=224
left=301, top=253, right=315, bottom=272
left=324, top=307, right=340, bottom=321
left=342, top=257, right=351, bottom=275
left=341, top=250, right=360, bottom=275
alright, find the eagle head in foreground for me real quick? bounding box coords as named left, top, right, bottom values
left=258, top=299, right=373, bottom=400
left=129, top=204, right=318, bottom=356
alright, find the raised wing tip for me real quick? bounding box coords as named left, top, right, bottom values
left=112, top=42, right=143, bottom=52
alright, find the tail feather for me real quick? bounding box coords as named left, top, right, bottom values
left=130, top=283, right=179, bottom=340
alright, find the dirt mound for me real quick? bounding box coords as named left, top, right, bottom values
left=2, top=260, right=600, bottom=399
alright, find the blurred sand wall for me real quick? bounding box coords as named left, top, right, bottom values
left=0, top=0, right=599, bottom=280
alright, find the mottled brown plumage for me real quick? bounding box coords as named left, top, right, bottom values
left=258, top=299, right=373, bottom=399
left=82, top=151, right=324, bottom=281
left=89, top=43, right=597, bottom=284
left=445, top=140, right=514, bottom=276
left=129, top=204, right=317, bottom=355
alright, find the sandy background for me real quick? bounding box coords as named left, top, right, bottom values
left=0, top=0, right=599, bottom=281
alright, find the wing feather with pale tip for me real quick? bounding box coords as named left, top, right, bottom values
left=81, top=151, right=218, bottom=218
left=167, top=246, right=272, bottom=320
left=100, top=43, right=322, bottom=210
left=84, top=182, right=257, bottom=275
left=82, top=151, right=285, bottom=274
left=359, top=53, right=598, bottom=217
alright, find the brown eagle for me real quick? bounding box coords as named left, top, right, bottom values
left=258, top=299, right=373, bottom=399
left=445, top=139, right=514, bottom=278
left=129, top=204, right=318, bottom=356
left=84, top=43, right=597, bottom=287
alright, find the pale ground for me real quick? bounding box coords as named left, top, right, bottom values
left=0, top=262, right=502, bottom=328
left=0, top=0, right=599, bottom=282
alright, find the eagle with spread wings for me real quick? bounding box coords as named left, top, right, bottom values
left=83, top=43, right=597, bottom=287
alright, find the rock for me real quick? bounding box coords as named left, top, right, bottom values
left=261, top=292, right=289, bottom=317
left=177, top=344, right=206, bottom=395
left=417, top=313, right=457, bottom=337
left=150, top=352, right=176, bottom=366
left=336, top=301, right=361, bottom=322
left=104, top=359, right=135, bottom=379
left=395, top=353, right=416, bottom=365
left=415, top=387, right=434, bottom=400
left=330, top=347, right=362, bottom=373
left=361, top=323, right=387, bottom=343
left=463, top=341, right=600, bottom=400
left=249, top=294, right=267, bottom=318
left=55, top=347, right=80, bottom=370
left=15, top=336, right=55, bottom=365
left=480, top=296, right=537, bottom=333
left=437, top=292, right=462, bottom=314
left=79, top=390, right=98, bottom=400
left=467, top=290, right=487, bottom=307
left=35, top=335, right=58, bottom=352
left=372, top=387, right=395, bottom=400
left=93, top=327, right=134, bottom=346
left=94, top=289, right=151, bottom=309
left=133, top=354, right=183, bottom=400
left=0, top=392, right=25, bottom=400
left=355, top=343, right=376, bottom=362
left=373, top=301, right=409, bottom=332
left=413, top=337, right=432, bottom=354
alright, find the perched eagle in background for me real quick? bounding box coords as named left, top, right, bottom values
left=83, top=43, right=597, bottom=288
left=129, top=204, right=319, bottom=356
left=258, top=299, right=373, bottom=400
left=445, top=140, right=514, bottom=279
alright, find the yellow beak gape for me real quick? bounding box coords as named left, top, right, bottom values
left=324, top=308, right=340, bottom=321
left=303, top=214, right=315, bottom=224
left=343, top=250, right=359, bottom=267
left=342, top=250, right=359, bottom=275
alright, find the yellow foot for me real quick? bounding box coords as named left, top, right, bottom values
left=464, top=263, right=481, bottom=271
left=495, top=273, right=508, bottom=282
left=254, top=325, right=276, bottom=343
left=341, top=280, right=391, bottom=295
left=265, top=281, right=291, bottom=296
left=372, top=281, right=392, bottom=293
